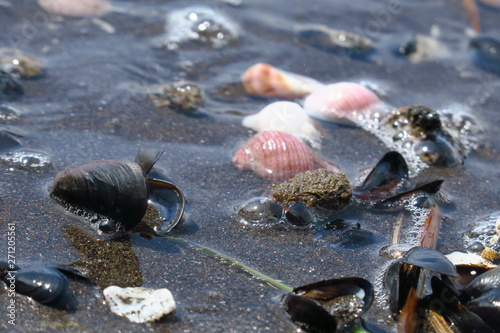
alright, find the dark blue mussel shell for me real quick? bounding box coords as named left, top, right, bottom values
left=0, top=261, right=88, bottom=311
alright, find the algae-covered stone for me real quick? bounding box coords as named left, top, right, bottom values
left=271, top=168, right=351, bottom=210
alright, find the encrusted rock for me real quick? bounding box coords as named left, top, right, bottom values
left=271, top=168, right=351, bottom=210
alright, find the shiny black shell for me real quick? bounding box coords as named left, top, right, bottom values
left=50, top=159, right=149, bottom=231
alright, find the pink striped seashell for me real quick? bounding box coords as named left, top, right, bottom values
left=303, top=82, right=383, bottom=125
left=39, top=0, right=111, bottom=17
left=232, top=130, right=340, bottom=182
left=241, top=63, right=324, bottom=99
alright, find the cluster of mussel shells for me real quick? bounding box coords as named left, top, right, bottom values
left=383, top=246, right=500, bottom=332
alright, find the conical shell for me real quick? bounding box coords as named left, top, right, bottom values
left=232, top=130, right=340, bottom=182
left=242, top=101, right=321, bottom=148
left=303, top=82, right=383, bottom=125
left=241, top=63, right=324, bottom=99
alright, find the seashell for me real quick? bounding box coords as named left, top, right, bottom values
left=0, top=69, right=24, bottom=101
left=232, top=131, right=340, bottom=182
left=284, top=277, right=374, bottom=331
left=0, top=262, right=87, bottom=311
left=149, top=81, right=203, bottom=112
left=49, top=149, right=185, bottom=234
left=353, top=151, right=414, bottom=202
left=103, top=286, right=176, bottom=323
left=242, top=101, right=321, bottom=148
left=285, top=201, right=314, bottom=227
left=446, top=252, right=497, bottom=269
left=241, top=63, right=324, bottom=99
left=303, top=82, right=383, bottom=125
left=38, top=0, right=112, bottom=17
left=0, top=48, right=43, bottom=79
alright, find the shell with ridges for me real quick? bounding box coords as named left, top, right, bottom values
left=303, top=82, right=383, bottom=125
left=241, top=63, right=324, bottom=99
left=232, top=130, right=340, bottom=182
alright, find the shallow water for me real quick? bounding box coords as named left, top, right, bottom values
left=0, top=0, right=499, bottom=332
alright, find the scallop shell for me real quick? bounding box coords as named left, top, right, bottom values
left=241, top=63, right=324, bottom=99
left=242, top=101, right=322, bottom=148
left=38, top=0, right=111, bottom=17
left=232, top=130, right=340, bottom=182
left=303, top=82, right=383, bottom=125
left=103, top=286, right=176, bottom=323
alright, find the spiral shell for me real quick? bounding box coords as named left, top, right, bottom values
left=303, top=82, right=383, bottom=125
left=232, top=131, right=340, bottom=182
left=38, top=0, right=111, bottom=17
left=242, top=101, right=321, bottom=148
left=241, top=63, right=324, bottom=99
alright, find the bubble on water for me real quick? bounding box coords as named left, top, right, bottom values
left=463, top=211, right=500, bottom=251
left=0, top=150, right=51, bottom=170
left=355, top=104, right=485, bottom=176
left=162, top=6, right=239, bottom=49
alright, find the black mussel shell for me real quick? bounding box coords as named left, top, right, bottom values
left=354, top=151, right=414, bottom=201
left=147, top=177, right=186, bottom=235
left=286, top=201, right=314, bottom=226
left=466, top=287, right=500, bottom=330
left=385, top=247, right=458, bottom=318
left=294, top=277, right=374, bottom=316
left=283, top=293, right=338, bottom=333
left=4, top=265, right=78, bottom=311
left=414, top=134, right=463, bottom=167
left=429, top=277, right=495, bottom=333
left=372, top=180, right=443, bottom=211
left=50, top=159, right=148, bottom=231
left=401, top=247, right=458, bottom=277
left=464, top=266, right=500, bottom=300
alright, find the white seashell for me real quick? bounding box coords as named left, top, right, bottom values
left=241, top=63, right=324, bottom=99
left=232, top=130, right=340, bottom=182
left=242, top=101, right=322, bottom=148
left=38, top=0, right=112, bottom=17
left=303, top=82, right=384, bottom=125
left=103, top=286, right=176, bottom=323
left=445, top=251, right=497, bottom=269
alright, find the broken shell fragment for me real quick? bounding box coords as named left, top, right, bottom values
left=0, top=48, right=44, bottom=79
left=303, top=82, right=384, bottom=125
left=38, top=0, right=112, bottom=17
left=272, top=168, right=351, bottom=210
left=232, top=131, right=340, bottom=182
left=242, top=101, right=322, bottom=148
left=241, top=63, right=324, bottom=99
left=149, top=81, right=203, bottom=112
left=103, top=286, right=176, bottom=323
